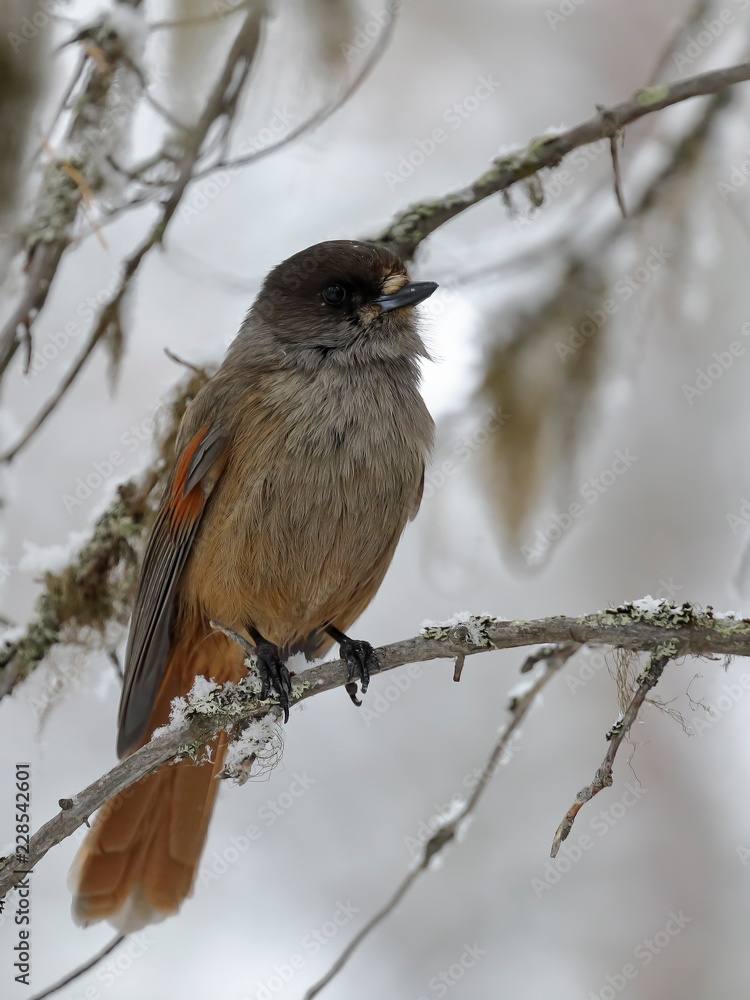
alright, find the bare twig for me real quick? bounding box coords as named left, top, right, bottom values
left=302, top=643, right=578, bottom=1000
left=609, top=134, right=627, bottom=217
left=550, top=648, right=672, bottom=857
left=0, top=6, right=265, bottom=463
left=0, top=290, right=124, bottom=463
left=2, top=600, right=750, bottom=899
left=194, top=4, right=398, bottom=178
left=646, top=1, right=712, bottom=86
left=149, top=11, right=242, bottom=30
left=28, top=935, right=126, bottom=1000
left=163, top=347, right=204, bottom=373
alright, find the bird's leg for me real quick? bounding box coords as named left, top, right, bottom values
left=247, top=626, right=292, bottom=723
left=326, top=625, right=381, bottom=703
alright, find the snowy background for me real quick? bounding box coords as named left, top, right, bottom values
left=3, top=0, right=750, bottom=997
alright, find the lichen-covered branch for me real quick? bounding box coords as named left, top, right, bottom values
left=0, top=5, right=265, bottom=463
left=0, top=0, right=145, bottom=378
left=2, top=599, right=750, bottom=899
left=0, top=366, right=209, bottom=699
left=0, top=485, right=148, bottom=699
left=375, top=59, right=750, bottom=259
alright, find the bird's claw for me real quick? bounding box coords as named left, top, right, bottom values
left=338, top=637, right=380, bottom=696
left=253, top=641, right=292, bottom=723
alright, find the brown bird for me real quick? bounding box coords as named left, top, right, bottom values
left=70, top=240, right=437, bottom=929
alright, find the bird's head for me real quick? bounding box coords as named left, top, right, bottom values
left=246, top=240, right=438, bottom=364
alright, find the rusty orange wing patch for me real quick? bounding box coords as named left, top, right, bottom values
left=117, top=425, right=227, bottom=757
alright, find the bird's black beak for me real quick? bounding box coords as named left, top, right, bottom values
left=374, top=280, right=439, bottom=312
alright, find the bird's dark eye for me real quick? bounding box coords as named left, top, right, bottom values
left=322, top=283, right=346, bottom=306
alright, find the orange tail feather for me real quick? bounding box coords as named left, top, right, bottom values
left=70, top=628, right=243, bottom=930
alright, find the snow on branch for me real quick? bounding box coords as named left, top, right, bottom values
left=2, top=599, right=750, bottom=900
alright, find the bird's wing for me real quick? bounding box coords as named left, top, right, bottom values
left=117, top=423, right=228, bottom=757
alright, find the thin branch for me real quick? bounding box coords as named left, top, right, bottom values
left=193, top=6, right=398, bottom=179
left=302, top=642, right=578, bottom=1000
left=550, top=647, right=671, bottom=857
left=375, top=59, right=750, bottom=259
left=28, top=935, right=126, bottom=1000
left=444, top=3, right=734, bottom=290
left=646, top=1, right=712, bottom=86
left=32, top=51, right=87, bottom=164
left=0, top=6, right=265, bottom=464
left=95, top=15, right=398, bottom=226
left=3, top=600, right=750, bottom=899
left=163, top=347, right=204, bottom=373
left=609, top=133, right=627, bottom=217
left=0, top=293, right=121, bottom=463
left=0, top=6, right=144, bottom=378
left=149, top=4, right=250, bottom=30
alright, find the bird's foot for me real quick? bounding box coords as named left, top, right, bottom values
left=326, top=626, right=381, bottom=703
left=248, top=631, right=292, bottom=723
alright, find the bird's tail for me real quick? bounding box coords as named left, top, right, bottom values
left=70, top=628, right=243, bottom=930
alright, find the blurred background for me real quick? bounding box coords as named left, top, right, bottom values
left=2, top=0, right=750, bottom=996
